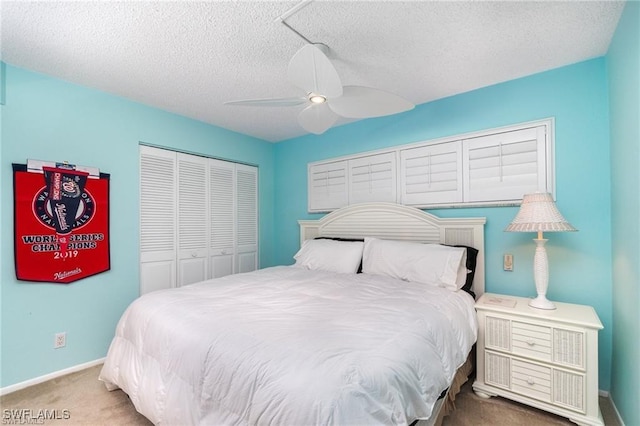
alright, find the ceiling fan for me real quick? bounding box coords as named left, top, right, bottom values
left=225, top=43, right=415, bottom=135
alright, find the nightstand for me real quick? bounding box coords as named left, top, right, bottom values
left=473, top=293, right=604, bottom=426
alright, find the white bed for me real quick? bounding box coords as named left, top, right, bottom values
left=100, top=203, right=486, bottom=425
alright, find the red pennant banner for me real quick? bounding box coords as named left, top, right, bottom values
left=13, top=164, right=110, bottom=283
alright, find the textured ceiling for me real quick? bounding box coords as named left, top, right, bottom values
left=0, top=1, right=625, bottom=142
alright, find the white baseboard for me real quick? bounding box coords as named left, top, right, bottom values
left=607, top=395, right=627, bottom=426
left=0, top=357, right=105, bottom=396
left=598, top=389, right=627, bottom=426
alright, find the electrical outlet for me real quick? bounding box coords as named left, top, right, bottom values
left=504, top=254, right=514, bottom=271
left=54, top=332, right=66, bottom=349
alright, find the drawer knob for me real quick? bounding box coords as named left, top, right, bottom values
left=527, top=377, right=535, bottom=386
left=526, top=340, right=536, bottom=346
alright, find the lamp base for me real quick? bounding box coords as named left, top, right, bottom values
left=529, top=295, right=556, bottom=310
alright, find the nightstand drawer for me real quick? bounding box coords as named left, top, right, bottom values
left=512, top=321, right=552, bottom=361
left=512, top=358, right=552, bottom=402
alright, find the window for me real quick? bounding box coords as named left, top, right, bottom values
left=308, top=118, right=554, bottom=212
left=400, top=141, right=462, bottom=206
left=463, top=126, right=548, bottom=203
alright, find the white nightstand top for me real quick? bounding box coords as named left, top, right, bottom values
left=476, top=293, right=603, bottom=330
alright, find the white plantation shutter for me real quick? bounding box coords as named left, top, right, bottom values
left=307, top=119, right=553, bottom=211
left=139, top=146, right=177, bottom=294
left=348, top=152, right=396, bottom=204
left=177, top=153, right=208, bottom=286
left=400, top=141, right=462, bottom=205
left=463, top=126, right=547, bottom=202
left=236, top=164, right=258, bottom=273
left=308, top=161, right=348, bottom=212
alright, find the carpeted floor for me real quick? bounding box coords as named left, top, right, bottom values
left=442, top=380, right=619, bottom=426
left=1, top=364, right=620, bottom=425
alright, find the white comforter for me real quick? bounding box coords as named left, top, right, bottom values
left=100, top=266, right=477, bottom=426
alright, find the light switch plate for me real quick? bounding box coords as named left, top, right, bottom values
left=504, top=254, right=513, bottom=271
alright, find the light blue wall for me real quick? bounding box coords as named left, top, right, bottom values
left=0, top=65, right=275, bottom=388
left=607, top=1, right=640, bottom=425
left=275, top=58, right=613, bottom=390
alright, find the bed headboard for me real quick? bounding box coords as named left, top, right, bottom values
left=298, top=202, right=487, bottom=297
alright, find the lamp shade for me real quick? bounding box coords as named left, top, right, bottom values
left=505, top=192, right=577, bottom=233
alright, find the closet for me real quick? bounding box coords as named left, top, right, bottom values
left=139, top=145, right=258, bottom=294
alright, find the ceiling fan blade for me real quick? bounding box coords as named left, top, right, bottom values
left=225, top=97, right=307, bottom=107
left=288, top=44, right=343, bottom=98
left=297, top=103, right=339, bottom=135
left=328, top=86, right=414, bottom=118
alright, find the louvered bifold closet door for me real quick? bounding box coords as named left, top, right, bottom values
left=463, top=126, right=547, bottom=203
left=209, top=159, right=235, bottom=279
left=236, top=164, right=258, bottom=273
left=308, top=161, right=348, bottom=212
left=177, top=153, right=209, bottom=286
left=140, top=146, right=177, bottom=294
left=400, top=141, right=463, bottom=206
left=348, top=152, right=397, bottom=204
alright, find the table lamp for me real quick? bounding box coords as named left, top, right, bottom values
left=505, top=192, right=577, bottom=310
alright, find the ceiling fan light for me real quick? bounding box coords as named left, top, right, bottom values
left=309, top=93, right=327, bottom=104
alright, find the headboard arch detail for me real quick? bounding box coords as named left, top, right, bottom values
left=298, top=202, right=487, bottom=296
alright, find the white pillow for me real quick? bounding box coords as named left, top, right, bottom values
left=293, top=239, right=364, bottom=274
left=362, top=237, right=467, bottom=290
